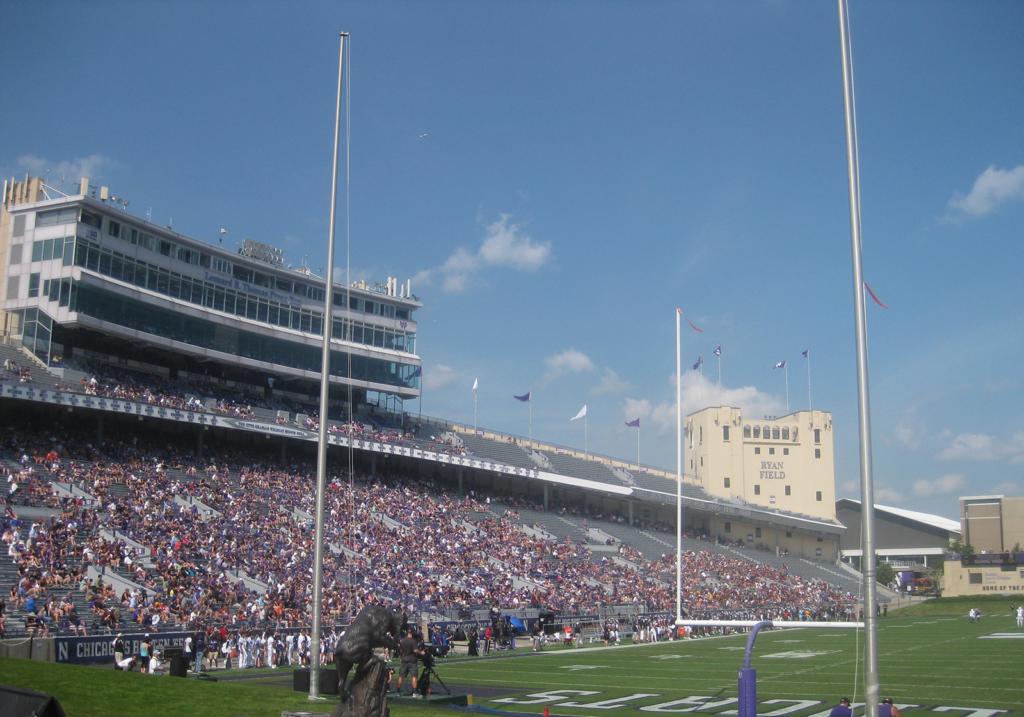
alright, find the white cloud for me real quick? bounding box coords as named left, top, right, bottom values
left=989, top=480, right=1020, bottom=495
left=621, top=372, right=784, bottom=436
left=893, top=407, right=927, bottom=450
left=424, top=364, right=458, bottom=391
left=913, top=473, right=966, bottom=497
left=591, top=367, right=630, bottom=395
left=415, top=214, right=552, bottom=293
left=9, top=154, right=118, bottom=186
left=839, top=479, right=859, bottom=497
left=874, top=486, right=905, bottom=504
left=937, top=431, right=1024, bottom=463
left=543, top=348, right=595, bottom=383
left=948, top=164, right=1024, bottom=217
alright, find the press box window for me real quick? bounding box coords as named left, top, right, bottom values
left=35, top=207, right=78, bottom=226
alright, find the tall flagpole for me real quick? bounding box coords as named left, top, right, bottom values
left=838, top=1, right=880, bottom=713
left=785, top=360, right=790, bottom=414
left=717, top=345, right=722, bottom=386
left=805, top=351, right=812, bottom=411
left=584, top=412, right=588, bottom=459
left=473, top=376, right=478, bottom=432
left=310, top=30, right=347, bottom=701
left=529, top=387, right=533, bottom=444
left=637, top=423, right=641, bottom=469
left=675, top=309, right=683, bottom=629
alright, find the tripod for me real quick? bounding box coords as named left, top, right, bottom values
left=418, top=660, right=451, bottom=696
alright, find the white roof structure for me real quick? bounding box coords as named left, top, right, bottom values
left=842, top=498, right=961, bottom=534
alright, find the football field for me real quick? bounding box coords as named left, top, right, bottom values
left=432, top=615, right=1024, bottom=716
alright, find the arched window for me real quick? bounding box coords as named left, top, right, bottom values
left=752, top=426, right=760, bottom=438
left=743, top=425, right=751, bottom=438
left=764, top=426, right=771, bottom=439
left=781, top=427, right=789, bottom=440
left=772, top=427, right=780, bottom=440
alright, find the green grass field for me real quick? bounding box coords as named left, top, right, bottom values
left=447, top=613, right=1024, bottom=715
left=2, top=612, right=1021, bottom=717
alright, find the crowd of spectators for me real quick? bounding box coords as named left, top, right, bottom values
left=58, top=364, right=266, bottom=421
left=1, top=420, right=854, bottom=640
left=2, top=357, right=33, bottom=383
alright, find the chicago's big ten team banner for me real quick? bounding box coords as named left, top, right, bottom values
left=54, top=631, right=189, bottom=665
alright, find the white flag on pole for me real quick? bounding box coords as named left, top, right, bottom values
left=472, top=377, right=478, bottom=394
left=570, top=404, right=587, bottom=421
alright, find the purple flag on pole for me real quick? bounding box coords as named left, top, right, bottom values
left=714, top=344, right=721, bottom=356
left=773, top=360, right=786, bottom=369
left=626, top=418, right=640, bottom=428
left=514, top=392, right=531, bottom=402
left=802, top=349, right=809, bottom=358
left=693, top=355, right=703, bottom=370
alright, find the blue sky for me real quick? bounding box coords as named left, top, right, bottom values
left=3, top=1, right=1022, bottom=521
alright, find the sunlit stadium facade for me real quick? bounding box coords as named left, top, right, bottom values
left=2, top=176, right=848, bottom=564
left=1, top=180, right=421, bottom=414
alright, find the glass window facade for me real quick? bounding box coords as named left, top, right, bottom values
left=70, top=237, right=416, bottom=353
left=69, top=283, right=420, bottom=391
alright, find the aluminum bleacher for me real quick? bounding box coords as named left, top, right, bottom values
left=540, top=450, right=627, bottom=487
left=458, top=432, right=539, bottom=471
left=0, top=342, right=64, bottom=386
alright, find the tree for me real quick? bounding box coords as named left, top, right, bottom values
left=950, top=538, right=974, bottom=555
left=875, top=561, right=896, bottom=586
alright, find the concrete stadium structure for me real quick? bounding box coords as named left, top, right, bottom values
left=2, top=175, right=849, bottom=567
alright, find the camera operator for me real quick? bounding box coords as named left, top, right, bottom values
left=416, top=636, right=438, bottom=698
left=396, top=628, right=422, bottom=697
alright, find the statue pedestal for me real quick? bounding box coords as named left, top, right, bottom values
left=332, top=656, right=390, bottom=717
